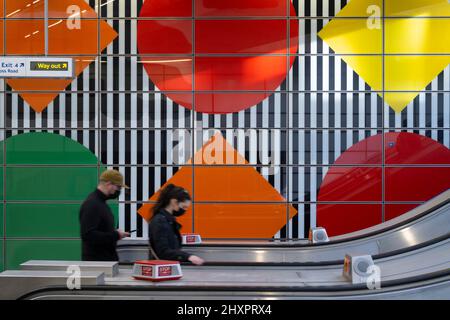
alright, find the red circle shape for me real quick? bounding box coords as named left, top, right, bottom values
left=137, top=0, right=299, bottom=114
left=317, top=132, right=450, bottom=236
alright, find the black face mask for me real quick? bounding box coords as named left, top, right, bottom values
left=173, top=208, right=186, bottom=217
left=107, top=189, right=121, bottom=200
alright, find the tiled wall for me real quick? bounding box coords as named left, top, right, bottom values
left=1, top=0, right=450, bottom=270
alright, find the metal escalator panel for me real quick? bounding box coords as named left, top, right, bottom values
left=117, top=192, right=450, bottom=263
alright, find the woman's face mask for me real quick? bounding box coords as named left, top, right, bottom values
left=173, top=201, right=189, bottom=216
left=172, top=207, right=186, bottom=217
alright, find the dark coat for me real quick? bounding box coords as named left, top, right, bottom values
left=148, top=209, right=190, bottom=262
left=79, top=189, right=119, bottom=261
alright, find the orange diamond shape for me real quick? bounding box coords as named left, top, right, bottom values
left=138, top=133, right=297, bottom=238
left=2, top=0, right=117, bottom=112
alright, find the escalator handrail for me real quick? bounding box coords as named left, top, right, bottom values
left=117, top=232, right=450, bottom=267
left=117, top=191, right=450, bottom=249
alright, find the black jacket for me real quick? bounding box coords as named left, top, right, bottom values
left=148, top=209, right=191, bottom=262
left=79, top=189, right=120, bottom=261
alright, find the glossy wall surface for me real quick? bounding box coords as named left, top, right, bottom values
left=0, top=0, right=450, bottom=270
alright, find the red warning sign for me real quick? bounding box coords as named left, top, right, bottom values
left=142, top=266, right=153, bottom=277
left=158, top=266, right=172, bottom=277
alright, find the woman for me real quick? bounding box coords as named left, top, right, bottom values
left=148, top=184, right=204, bottom=265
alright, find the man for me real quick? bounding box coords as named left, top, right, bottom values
left=80, top=169, right=130, bottom=261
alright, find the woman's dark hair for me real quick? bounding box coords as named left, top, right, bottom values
left=152, top=184, right=191, bottom=216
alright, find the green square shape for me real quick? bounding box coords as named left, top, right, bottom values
left=5, top=239, right=81, bottom=270
left=6, top=203, right=82, bottom=238
left=6, top=166, right=99, bottom=201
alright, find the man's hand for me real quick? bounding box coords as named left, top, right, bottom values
left=117, top=229, right=130, bottom=239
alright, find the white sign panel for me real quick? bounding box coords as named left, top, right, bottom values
left=0, top=57, right=74, bottom=78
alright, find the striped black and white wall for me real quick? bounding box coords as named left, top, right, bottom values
left=1, top=0, right=449, bottom=239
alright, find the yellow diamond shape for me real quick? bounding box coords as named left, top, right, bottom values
left=318, top=0, right=450, bottom=113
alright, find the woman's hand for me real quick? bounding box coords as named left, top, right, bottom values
left=188, top=255, right=205, bottom=265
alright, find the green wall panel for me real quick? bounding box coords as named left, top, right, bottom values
left=0, top=132, right=117, bottom=269
left=6, top=166, right=99, bottom=201
left=0, top=167, right=3, bottom=201
left=6, top=132, right=98, bottom=165
left=0, top=240, right=4, bottom=272
left=0, top=203, right=3, bottom=238
left=6, top=202, right=119, bottom=237
left=0, top=133, right=3, bottom=207
left=6, top=239, right=81, bottom=270
left=6, top=203, right=82, bottom=238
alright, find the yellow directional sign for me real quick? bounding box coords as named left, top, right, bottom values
left=30, top=61, right=70, bottom=71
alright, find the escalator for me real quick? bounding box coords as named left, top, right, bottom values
left=12, top=190, right=450, bottom=300
left=19, top=236, right=450, bottom=300
left=117, top=189, right=450, bottom=264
